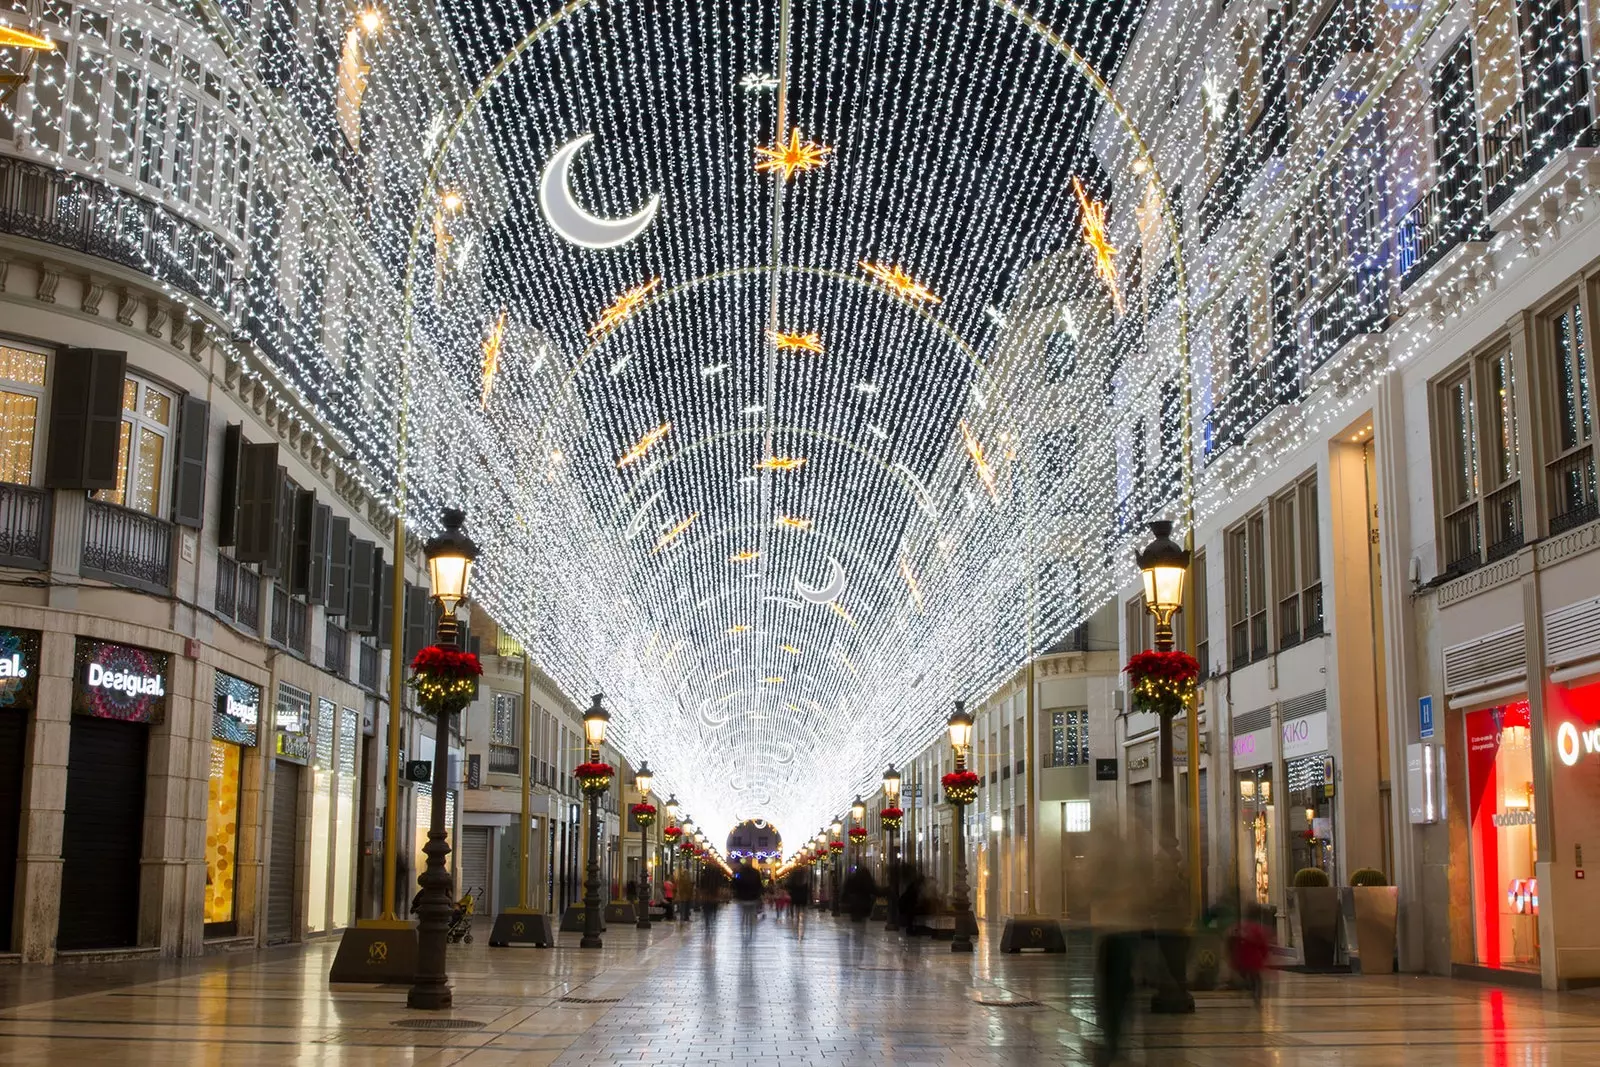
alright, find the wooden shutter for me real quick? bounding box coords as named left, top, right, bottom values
left=326, top=517, right=352, bottom=616
left=306, top=503, right=331, bottom=605
left=375, top=563, right=393, bottom=646
left=348, top=538, right=375, bottom=631
left=271, top=471, right=296, bottom=579
left=403, top=582, right=430, bottom=660
left=171, top=395, right=209, bottom=528
left=290, top=488, right=314, bottom=595
left=45, top=348, right=127, bottom=489
left=216, top=424, right=243, bottom=546
left=235, top=442, right=281, bottom=565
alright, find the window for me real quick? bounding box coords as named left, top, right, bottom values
left=1193, top=549, right=1209, bottom=678
left=92, top=375, right=176, bottom=515
left=1226, top=513, right=1268, bottom=668
left=490, top=691, right=519, bottom=774
left=1546, top=296, right=1595, bottom=533
left=0, top=345, right=47, bottom=485
left=1125, top=594, right=1152, bottom=655
left=1272, top=474, right=1322, bottom=649
left=1436, top=342, right=1525, bottom=572
left=1049, top=709, right=1089, bottom=767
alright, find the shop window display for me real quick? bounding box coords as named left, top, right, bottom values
left=1286, top=755, right=1335, bottom=880
left=1237, top=766, right=1275, bottom=916
left=204, top=740, right=242, bottom=930
left=1465, top=700, right=1538, bottom=970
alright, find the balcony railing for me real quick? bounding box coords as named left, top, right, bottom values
left=81, top=500, right=172, bottom=595
left=1397, top=178, right=1486, bottom=289
left=1485, top=56, right=1594, bottom=215
left=325, top=620, right=349, bottom=678
left=286, top=597, right=309, bottom=658
left=0, top=155, right=237, bottom=317
left=236, top=566, right=261, bottom=632
left=1443, top=502, right=1482, bottom=575
left=1302, top=0, right=1377, bottom=102
left=1548, top=449, right=1598, bottom=534
left=0, top=482, right=50, bottom=569
left=358, top=641, right=379, bottom=690
left=270, top=582, right=288, bottom=646
left=1309, top=268, right=1388, bottom=370
left=488, top=744, right=520, bottom=775
left=1484, top=482, right=1523, bottom=560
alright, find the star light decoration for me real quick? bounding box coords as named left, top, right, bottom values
left=769, top=329, right=825, bottom=354
left=754, top=128, right=832, bottom=181
left=1072, top=177, right=1123, bottom=315
left=50, top=0, right=1579, bottom=859
left=590, top=278, right=661, bottom=338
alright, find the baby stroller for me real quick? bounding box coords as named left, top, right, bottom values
left=446, top=887, right=480, bottom=944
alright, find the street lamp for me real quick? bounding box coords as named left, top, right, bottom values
left=1136, top=519, right=1196, bottom=1013
left=633, top=763, right=654, bottom=929
left=883, top=763, right=902, bottom=931
left=578, top=695, right=610, bottom=949
left=948, top=701, right=976, bottom=954
left=408, top=509, right=477, bottom=1010
left=830, top=818, right=844, bottom=917
left=850, top=794, right=867, bottom=872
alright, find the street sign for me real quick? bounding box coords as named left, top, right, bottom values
left=1419, top=695, right=1435, bottom=740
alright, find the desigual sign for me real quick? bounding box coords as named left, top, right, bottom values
left=72, top=638, right=170, bottom=724
left=0, top=627, right=40, bottom=708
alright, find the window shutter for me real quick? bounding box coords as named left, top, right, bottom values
left=271, top=471, right=296, bottom=580
left=217, top=424, right=243, bottom=545
left=171, top=395, right=209, bottom=528
left=376, top=563, right=393, bottom=646
left=306, top=502, right=331, bottom=605
left=348, top=538, right=376, bottom=630
left=326, top=516, right=352, bottom=615
left=45, top=348, right=127, bottom=489
left=235, top=442, right=281, bottom=565
left=403, top=582, right=430, bottom=660
left=290, top=488, right=315, bottom=595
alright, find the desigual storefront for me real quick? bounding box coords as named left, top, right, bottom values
left=0, top=626, right=40, bottom=953
left=207, top=672, right=261, bottom=938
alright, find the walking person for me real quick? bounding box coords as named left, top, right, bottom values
left=732, top=859, right=763, bottom=941
left=698, top=864, right=721, bottom=937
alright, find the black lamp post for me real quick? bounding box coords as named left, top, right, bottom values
left=1136, top=520, right=1195, bottom=1012
left=408, top=508, right=478, bottom=1011
left=883, top=763, right=901, bottom=930
left=850, top=794, right=866, bottom=871
left=579, top=695, right=611, bottom=949
left=829, top=819, right=843, bottom=917
left=947, top=701, right=976, bottom=954
left=664, top=796, right=683, bottom=921
left=633, top=763, right=654, bottom=929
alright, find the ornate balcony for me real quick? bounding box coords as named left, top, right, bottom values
left=81, top=500, right=172, bottom=595
left=0, top=482, right=51, bottom=570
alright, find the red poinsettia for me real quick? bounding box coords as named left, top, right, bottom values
left=828, top=840, right=845, bottom=853
left=848, top=826, right=868, bottom=841
left=942, top=769, right=980, bottom=806
left=410, top=645, right=483, bottom=678
left=880, top=807, right=904, bottom=820
left=664, top=824, right=683, bottom=839
left=630, top=802, right=657, bottom=817
left=1124, top=649, right=1201, bottom=716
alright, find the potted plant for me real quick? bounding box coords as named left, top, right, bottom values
left=1290, top=866, right=1340, bottom=968
left=1345, top=868, right=1398, bottom=975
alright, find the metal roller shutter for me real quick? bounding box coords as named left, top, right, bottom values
left=459, top=826, right=491, bottom=912
left=267, top=762, right=301, bottom=944
left=58, top=717, right=147, bottom=950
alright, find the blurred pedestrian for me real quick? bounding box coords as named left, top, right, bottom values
left=732, top=859, right=763, bottom=940
left=1228, top=905, right=1273, bottom=1006
left=841, top=866, right=877, bottom=922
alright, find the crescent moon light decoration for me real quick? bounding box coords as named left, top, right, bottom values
left=539, top=133, right=661, bottom=249
left=794, top=557, right=847, bottom=605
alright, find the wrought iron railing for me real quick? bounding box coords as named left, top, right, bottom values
left=236, top=566, right=261, bottom=632
left=81, top=499, right=172, bottom=594
left=0, top=154, right=237, bottom=316
left=270, top=582, right=288, bottom=646
left=0, top=481, right=50, bottom=569
left=325, top=620, right=349, bottom=678
left=286, top=597, right=309, bottom=657
left=358, top=640, right=379, bottom=690
left=1443, top=503, right=1482, bottom=575
left=1309, top=268, right=1389, bottom=369
left=488, top=744, right=520, bottom=775
left=1484, top=482, right=1523, bottom=560
left=1302, top=0, right=1377, bottom=102
left=1398, top=178, right=1486, bottom=289
left=215, top=554, right=237, bottom=618
left=1547, top=449, right=1598, bottom=534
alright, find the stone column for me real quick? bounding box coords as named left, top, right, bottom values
left=16, top=628, right=74, bottom=963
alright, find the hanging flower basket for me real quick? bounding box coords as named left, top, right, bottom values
left=630, top=801, right=657, bottom=827
left=574, top=761, right=614, bottom=794
left=848, top=826, right=868, bottom=842
left=679, top=836, right=696, bottom=852
left=829, top=840, right=845, bottom=853
left=409, top=646, right=482, bottom=714
left=1124, top=649, right=1201, bottom=718
left=880, top=806, right=904, bottom=831
left=663, top=824, right=682, bottom=840
left=942, top=769, right=979, bottom=806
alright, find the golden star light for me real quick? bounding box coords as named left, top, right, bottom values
left=589, top=277, right=661, bottom=338
left=728, top=624, right=752, bottom=634
left=959, top=419, right=999, bottom=500
left=0, top=26, right=55, bottom=49
left=754, top=127, right=832, bottom=180
left=769, top=329, right=824, bottom=354
left=776, top=516, right=813, bottom=531
left=859, top=260, right=942, bottom=305
left=755, top=455, right=807, bottom=472
left=479, top=308, right=507, bottom=410
left=729, top=550, right=760, bottom=563
left=618, top=422, right=673, bottom=468
left=1072, top=176, right=1123, bottom=314
left=652, top=512, right=698, bottom=553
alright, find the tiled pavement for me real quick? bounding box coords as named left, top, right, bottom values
left=3, top=909, right=1600, bottom=1064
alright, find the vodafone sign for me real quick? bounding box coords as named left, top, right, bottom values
left=1556, top=720, right=1600, bottom=767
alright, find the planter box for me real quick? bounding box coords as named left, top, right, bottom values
left=1291, top=886, right=1341, bottom=968
left=1343, top=886, right=1398, bottom=975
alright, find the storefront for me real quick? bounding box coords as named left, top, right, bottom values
left=303, top=696, right=361, bottom=934
left=267, top=683, right=311, bottom=945
left=1464, top=698, right=1538, bottom=971
left=0, top=626, right=40, bottom=952
left=1233, top=722, right=1276, bottom=921
left=60, top=638, right=169, bottom=951
left=206, top=671, right=261, bottom=938
left=1280, top=705, right=1335, bottom=881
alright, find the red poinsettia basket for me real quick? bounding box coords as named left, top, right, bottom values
left=630, top=801, right=657, bottom=827
left=679, top=836, right=696, bottom=852
left=409, top=645, right=482, bottom=712
left=663, top=824, right=682, bottom=840
left=574, top=761, right=614, bottom=794
left=942, top=769, right=979, bottom=806
left=828, top=840, right=845, bottom=853
left=1125, top=649, right=1200, bottom=717
left=848, top=826, right=868, bottom=841
left=880, top=806, right=904, bottom=831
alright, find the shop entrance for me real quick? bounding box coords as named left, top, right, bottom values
left=58, top=716, right=147, bottom=950
left=0, top=709, right=26, bottom=951
left=1466, top=700, right=1538, bottom=970
left=267, top=761, right=302, bottom=944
